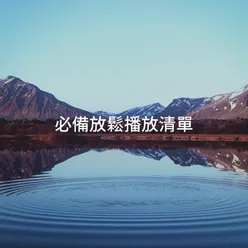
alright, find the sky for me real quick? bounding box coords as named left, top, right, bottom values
left=1, top=0, right=248, bottom=113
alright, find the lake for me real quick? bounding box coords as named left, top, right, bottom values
left=0, top=145, right=248, bottom=248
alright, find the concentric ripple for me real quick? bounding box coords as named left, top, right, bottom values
left=1, top=175, right=248, bottom=248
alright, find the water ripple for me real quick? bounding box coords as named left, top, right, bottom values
left=0, top=175, right=248, bottom=247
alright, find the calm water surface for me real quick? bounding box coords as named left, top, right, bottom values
left=0, top=147, right=248, bottom=248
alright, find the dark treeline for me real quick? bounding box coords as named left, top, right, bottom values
left=0, top=118, right=56, bottom=135
left=191, top=119, right=248, bottom=134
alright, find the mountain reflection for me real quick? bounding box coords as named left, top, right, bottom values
left=0, top=145, right=248, bottom=181
left=0, top=147, right=90, bottom=181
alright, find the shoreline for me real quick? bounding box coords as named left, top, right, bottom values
left=1, top=133, right=248, bottom=142
left=90, top=133, right=248, bottom=142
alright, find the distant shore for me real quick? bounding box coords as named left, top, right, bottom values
left=1, top=133, right=248, bottom=143
left=80, top=133, right=248, bottom=142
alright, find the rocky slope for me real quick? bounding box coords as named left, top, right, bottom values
left=190, top=85, right=248, bottom=119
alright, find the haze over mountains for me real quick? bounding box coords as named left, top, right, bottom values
left=0, top=76, right=247, bottom=120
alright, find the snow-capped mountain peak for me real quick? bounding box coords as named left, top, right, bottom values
left=156, top=97, right=210, bottom=118
left=94, top=102, right=166, bottom=118
left=0, top=77, right=15, bottom=85
left=119, top=102, right=165, bottom=117
left=190, top=84, right=248, bottom=119
left=93, top=110, right=116, bottom=117
left=229, top=85, right=248, bottom=100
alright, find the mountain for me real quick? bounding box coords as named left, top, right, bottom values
left=155, top=97, right=210, bottom=118
left=94, top=102, right=165, bottom=118
left=190, top=85, right=248, bottom=119
left=0, top=76, right=93, bottom=120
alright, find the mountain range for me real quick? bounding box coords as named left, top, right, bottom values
left=0, top=76, right=247, bottom=120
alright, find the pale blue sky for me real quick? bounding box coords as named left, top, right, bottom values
left=1, top=0, right=248, bottom=112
